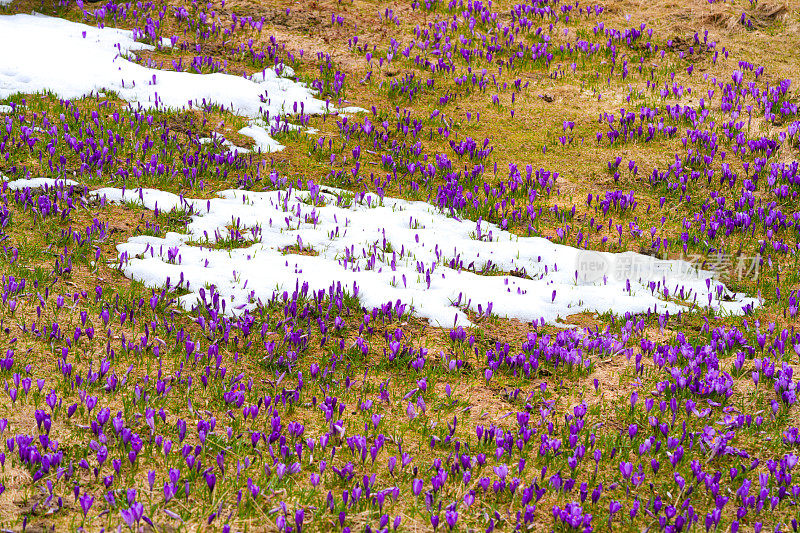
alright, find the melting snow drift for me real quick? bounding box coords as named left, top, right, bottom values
left=83, top=185, right=758, bottom=327
left=0, top=13, right=347, bottom=152
left=0, top=14, right=325, bottom=117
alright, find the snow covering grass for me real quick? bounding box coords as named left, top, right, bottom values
left=0, top=14, right=325, bottom=117
left=0, top=13, right=331, bottom=150
left=4, top=177, right=78, bottom=190
left=236, top=123, right=285, bottom=153
left=86, top=183, right=757, bottom=327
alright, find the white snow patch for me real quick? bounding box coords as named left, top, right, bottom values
left=0, top=105, right=12, bottom=113
left=237, top=123, right=284, bottom=153
left=198, top=134, right=251, bottom=155
left=0, top=14, right=351, bottom=150
left=4, top=177, right=78, bottom=190
left=338, top=106, right=370, bottom=115
left=0, top=14, right=325, bottom=117
left=92, top=186, right=758, bottom=327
